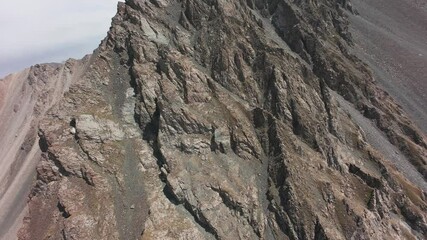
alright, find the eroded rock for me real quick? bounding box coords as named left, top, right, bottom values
left=9, top=0, right=427, bottom=240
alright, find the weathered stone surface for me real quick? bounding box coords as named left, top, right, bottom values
left=1, top=0, right=425, bottom=240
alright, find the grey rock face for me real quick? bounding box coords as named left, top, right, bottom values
left=7, top=0, right=427, bottom=240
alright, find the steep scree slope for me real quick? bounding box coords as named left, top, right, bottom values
left=349, top=0, right=427, bottom=133
left=4, top=0, right=426, bottom=239
left=0, top=58, right=90, bottom=239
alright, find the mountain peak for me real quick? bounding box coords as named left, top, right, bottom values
left=1, top=0, right=425, bottom=239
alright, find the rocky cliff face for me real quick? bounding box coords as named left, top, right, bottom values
left=2, top=0, right=426, bottom=239
left=0, top=58, right=90, bottom=239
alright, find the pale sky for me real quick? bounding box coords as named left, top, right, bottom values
left=0, top=0, right=121, bottom=77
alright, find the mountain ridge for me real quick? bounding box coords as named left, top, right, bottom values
left=0, top=0, right=425, bottom=239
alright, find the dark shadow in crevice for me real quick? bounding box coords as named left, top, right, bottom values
left=38, top=133, right=49, bottom=152
left=57, top=202, right=70, bottom=218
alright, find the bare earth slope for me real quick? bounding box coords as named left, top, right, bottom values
left=349, top=0, right=427, bottom=133
left=0, top=0, right=426, bottom=239
left=0, top=58, right=90, bottom=239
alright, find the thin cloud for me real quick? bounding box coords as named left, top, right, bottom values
left=0, top=0, right=121, bottom=77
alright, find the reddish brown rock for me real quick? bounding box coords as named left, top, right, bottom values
left=0, top=0, right=426, bottom=239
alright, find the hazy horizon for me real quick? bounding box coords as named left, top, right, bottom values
left=0, top=0, right=120, bottom=78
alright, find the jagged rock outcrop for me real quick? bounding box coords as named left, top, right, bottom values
left=0, top=58, right=90, bottom=239
left=2, top=0, right=426, bottom=239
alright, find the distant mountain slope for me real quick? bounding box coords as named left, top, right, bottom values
left=350, top=0, right=427, bottom=133
left=0, top=58, right=90, bottom=239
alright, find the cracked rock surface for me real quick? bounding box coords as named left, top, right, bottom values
left=1, top=0, right=426, bottom=239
